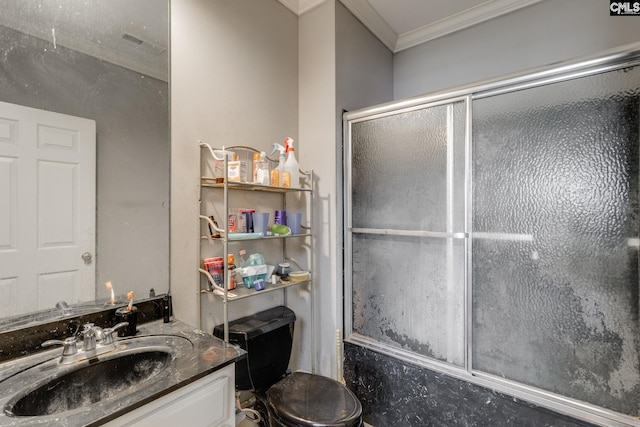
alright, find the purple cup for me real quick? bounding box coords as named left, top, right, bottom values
left=274, top=210, right=286, bottom=225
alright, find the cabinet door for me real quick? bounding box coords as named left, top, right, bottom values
left=105, top=364, right=234, bottom=427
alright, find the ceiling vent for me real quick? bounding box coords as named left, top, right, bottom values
left=121, top=32, right=166, bottom=55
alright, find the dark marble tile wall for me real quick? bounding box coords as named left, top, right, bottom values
left=344, top=343, right=599, bottom=427
left=0, top=295, right=171, bottom=364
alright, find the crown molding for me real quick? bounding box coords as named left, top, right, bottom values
left=394, top=0, right=544, bottom=52
left=278, top=0, right=329, bottom=15
left=339, top=0, right=397, bottom=51
left=299, top=0, right=328, bottom=14
left=278, top=0, right=299, bottom=14
left=282, top=0, right=543, bottom=53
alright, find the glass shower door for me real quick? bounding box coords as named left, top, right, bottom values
left=348, top=100, right=467, bottom=366
left=472, top=66, right=640, bottom=415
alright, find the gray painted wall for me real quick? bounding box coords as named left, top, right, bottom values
left=299, top=0, right=339, bottom=377
left=394, top=0, right=640, bottom=99
left=336, top=1, right=394, bottom=113
left=0, top=25, right=169, bottom=303
left=296, top=0, right=393, bottom=378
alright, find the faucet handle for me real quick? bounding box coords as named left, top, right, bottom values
left=81, top=322, right=95, bottom=332
left=92, top=326, right=106, bottom=342
left=102, top=322, right=129, bottom=345
left=81, top=323, right=97, bottom=351
left=42, top=337, right=78, bottom=356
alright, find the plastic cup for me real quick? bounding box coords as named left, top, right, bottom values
left=287, top=212, right=302, bottom=235
left=252, top=212, right=269, bottom=236
left=274, top=210, right=286, bottom=225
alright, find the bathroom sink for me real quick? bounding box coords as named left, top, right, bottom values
left=7, top=350, right=171, bottom=416
left=1, top=335, right=193, bottom=419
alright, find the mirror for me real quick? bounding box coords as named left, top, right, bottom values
left=0, top=0, right=169, bottom=328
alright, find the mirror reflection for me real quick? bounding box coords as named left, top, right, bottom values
left=0, top=0, right=169, bottom=329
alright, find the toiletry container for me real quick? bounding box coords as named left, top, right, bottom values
left=252, top=152, right=261, bottom=183
left=213, top=306, right=362, bottom=427
left=270, top=143, right=286, bottom=187
left=255, top=151, right=270, bottom=185
left=283, top=137, right=299, bottom=188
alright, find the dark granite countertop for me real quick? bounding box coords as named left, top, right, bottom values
left=0, top=319, right=245, bottom=426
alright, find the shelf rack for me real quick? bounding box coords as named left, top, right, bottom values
left=197, top=142, right=315, bottom=371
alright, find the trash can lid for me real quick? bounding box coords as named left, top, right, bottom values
left=267, top=372, right=362, bottom=427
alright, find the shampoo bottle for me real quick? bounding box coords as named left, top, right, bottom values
left=283, top=137, right=299, bottom=188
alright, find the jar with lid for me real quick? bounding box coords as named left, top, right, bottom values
left=276, top=262, right=290, bottom=281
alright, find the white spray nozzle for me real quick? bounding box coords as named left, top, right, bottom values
left=270, top=143, right=285, bottom=156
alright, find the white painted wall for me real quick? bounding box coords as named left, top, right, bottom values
left=394, top=0, right=640, bottom=100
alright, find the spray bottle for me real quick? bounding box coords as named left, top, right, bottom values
left=283, top=137, right=299, bottom=188
left=270, top=143, right=286, bottom=187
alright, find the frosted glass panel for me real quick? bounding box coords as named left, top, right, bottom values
left=351, top=234, right=465, bottom=365
left=472, top=66, right=640, bottom=415
left=351, top=102, right=466, bottom=232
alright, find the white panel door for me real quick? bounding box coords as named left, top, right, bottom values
left=0, top=101, right=96, bottom=316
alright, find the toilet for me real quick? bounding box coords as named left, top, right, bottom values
left=213, top=306, right=363, bottom=427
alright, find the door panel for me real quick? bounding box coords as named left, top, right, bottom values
left=0, top=101, right=95, bottom=315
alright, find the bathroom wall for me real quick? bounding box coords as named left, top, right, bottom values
left=297, top=0, right=393, bottom=377
left=170, top=0, right=305, bottom=366
left=170, top=0, right=391, bottom=378
left=0, top=24, right=169, bottom=302
left=298, top=1, right=337, bottom=376
left=394, top=0, right=640, bottom=99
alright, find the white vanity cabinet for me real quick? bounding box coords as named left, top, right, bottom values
left=104, top=364, right=235, bottom=427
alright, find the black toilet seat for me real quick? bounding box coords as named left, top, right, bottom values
left=266, top=372, right=363, bottom=427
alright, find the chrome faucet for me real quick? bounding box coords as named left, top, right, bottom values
left=82, top=323, right=98, bottom=352
left=41, top=322, right=129, bottom=364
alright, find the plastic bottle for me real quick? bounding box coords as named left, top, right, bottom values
left=237, top=249, right=248, bottom=267
left=283, top=137, right=299, bottom=188
left=255, top=151, right=270, bottom=185
left=252, top=152, right=260, bottom=183
left=270, top=143, right=286, bottom=187
left=227, top=254, right=236, bottom=290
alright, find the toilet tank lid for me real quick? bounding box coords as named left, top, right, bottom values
left=214, top=305, right=296, bottom=340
